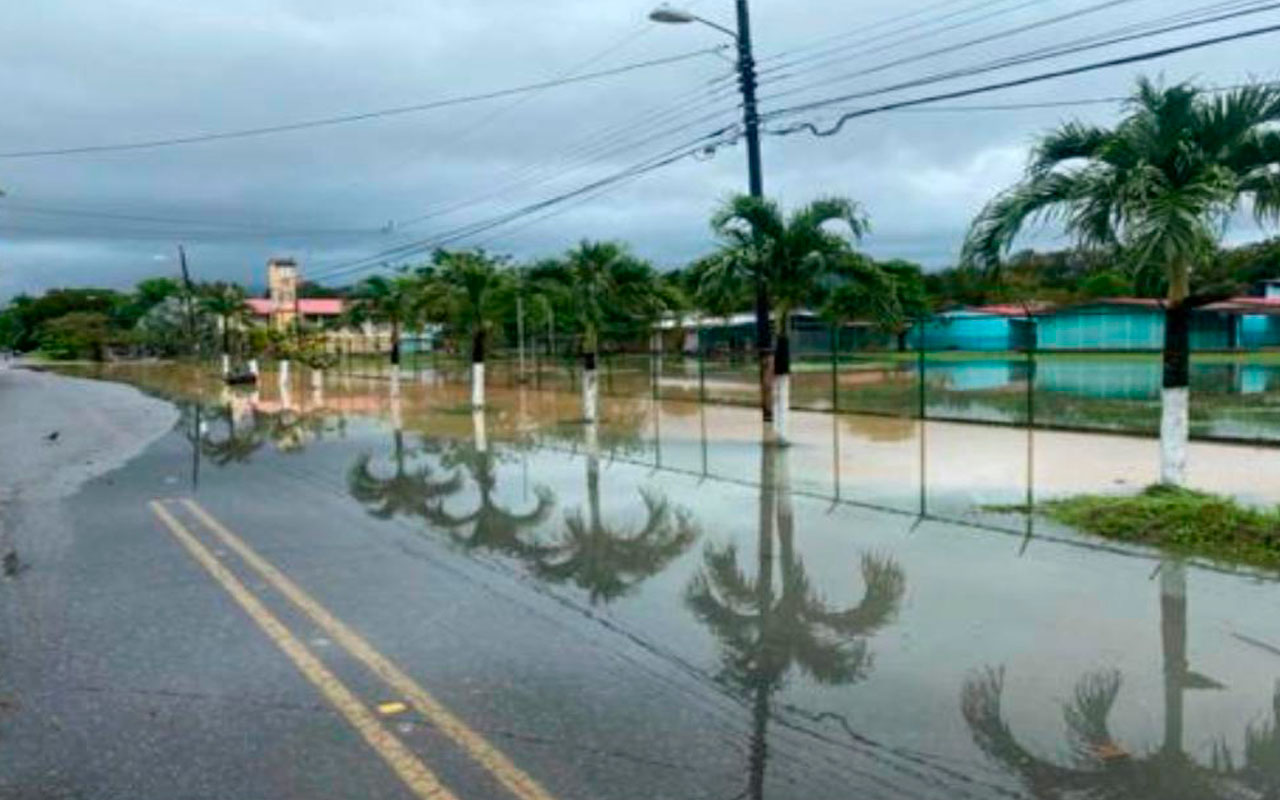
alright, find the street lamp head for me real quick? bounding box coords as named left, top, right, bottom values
left=649, top=5, right=698, bottom=24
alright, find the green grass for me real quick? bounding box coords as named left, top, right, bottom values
left=1041, top=485, right=1280, bottom=569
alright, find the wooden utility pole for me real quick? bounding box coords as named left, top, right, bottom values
left=177, top=245, right=200, bottom=358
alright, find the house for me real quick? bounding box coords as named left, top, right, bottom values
left=1203, top=297, right=1280, bottom=349
left=245, top=258, right=348, bottom=330
left=656, top=311, right=893, bottom=356
left=907, top=304, right=1041, bottom=352
left=1037, top=299, right=1235, bottom=351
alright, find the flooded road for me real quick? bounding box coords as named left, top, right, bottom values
left=4, top=363, right=1280, bottom=799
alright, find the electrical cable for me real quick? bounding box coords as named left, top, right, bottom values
left=309, top=125, right=739, bottom=282
left=763, top=20, right=1280, bottom=138
left=0, top=47, right=725, bottom=160
left=758, top=1, right=1280, bottom=118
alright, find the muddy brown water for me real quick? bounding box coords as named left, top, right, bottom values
left=45, top=362, right=1280, bottom=799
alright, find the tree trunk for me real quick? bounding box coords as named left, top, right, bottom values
left=582, top=350, right=599, bottom=423
left=896, top=329, right=908, bottom=353
left=390, top=320, right=401, bottom=369
left=1160, top=301, right=1191, bottom=486
left=471, top=328, right=486, bottom=409
left=757, top=283, right=774, bottom=426
left=772, top=318, right=791, bottom=444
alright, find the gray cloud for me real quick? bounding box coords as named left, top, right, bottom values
left=3, top=0, right=1280, bottom=298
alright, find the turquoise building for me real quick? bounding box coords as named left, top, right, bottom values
left=908, top=306, right=1037, bottom=352
left=1036, top=300, right=1235, bottom=351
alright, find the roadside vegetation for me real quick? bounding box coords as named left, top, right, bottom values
left=1042, top=485, right=1280, bottom=570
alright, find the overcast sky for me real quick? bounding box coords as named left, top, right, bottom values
left=2, top=0, right=1280, bottom=298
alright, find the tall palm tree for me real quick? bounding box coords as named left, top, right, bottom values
left=962, top=78, right=1280, bottom=485
left=528, top=421, right=698, bottom=604
left=686, top=444, right=905, bottom=799
left=706, top=195, right=870, bottom=442
left=199, top=282, right=249, bottom=376
left=555, top=240, right=669, bottom=422
left=422, top=249, right=511, bottom=409
left=958, top=559, right=1280, bottom=799
left=349, top=272, right=423, bottom=375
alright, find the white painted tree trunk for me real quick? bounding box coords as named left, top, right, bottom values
left=582, top=367, right=599, bottom=422
left=473, top=407, right=488, bottom=454
left=311, top=368, right=323, bottom=391
left=248, top=358, right=259, bottom=377
left=279, top=359, right=291, bottom=386
left=772, top=373, right=791, bottom=444
left=471, top=362, right=485, bottom=409
left=220, top=353, right=231, bottom=377
left=1160, top=386, right=1189, bottom=486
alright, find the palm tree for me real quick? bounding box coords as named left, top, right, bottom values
left=199, top=283, right=249, bottom=376
left=685, top=444, right=905, bottom=799
left=962, top=78, right=1280, bottom=485
left=706, top=195, right=870, bottom=442
left=528, top=421, right=698, bottom=604
left=959, top=559, right=1280, bottom=799
left=422, top=249, right=511, bottom=409
left=553, top=241, right=669, bottom=422
left=349, top=272, right=423, bottom=375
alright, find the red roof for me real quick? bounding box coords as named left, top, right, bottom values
left=969, top=302, right=1053, bottom=317
left=246, top=298, right=346, bottom=316
left=1203, top=297, right=1280, bottom=315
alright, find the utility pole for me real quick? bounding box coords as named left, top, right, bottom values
left=652, top=1, right=771, bottom=424
left=517, top=293, right=526, bottom=383
left=177, top=244, right=199, bottom=359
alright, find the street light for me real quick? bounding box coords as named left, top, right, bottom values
left=650, top=1, right=775, bottom=429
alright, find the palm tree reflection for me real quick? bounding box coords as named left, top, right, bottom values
left=962, top=561, right=1280, bottom=798
left=686, top=443, right=905, bottom=799
left=421, top=409, right=555, bottom=558
left=530, top=421, right=698, bottom=605
left=348, top=426, right=462, bottom=521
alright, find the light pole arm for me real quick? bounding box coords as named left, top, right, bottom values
left=688, top=14, right=739, bottom=40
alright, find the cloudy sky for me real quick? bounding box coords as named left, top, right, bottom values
left=2, top=0, right=1279, bottom=298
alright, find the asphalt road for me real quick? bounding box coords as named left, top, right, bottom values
left=5, top=366, right=1280, bottom=800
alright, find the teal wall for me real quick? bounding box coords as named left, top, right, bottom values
left=907, top=312, right=1015, bottom=351
left=1240, top=315, right=1280, bottom=348
left=1037, top=305, right=1234, bottom=351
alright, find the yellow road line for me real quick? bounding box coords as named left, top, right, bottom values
left=147, top=501, right=458, bottom=800
left=179, top=498, right=557, bottom=800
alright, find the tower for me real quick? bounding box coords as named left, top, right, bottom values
left=267, top=258, right=299, bottom=331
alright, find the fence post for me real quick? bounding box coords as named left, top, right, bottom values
left=698, top=329, right=707, bottom=404
left=830, top=324, right=839, bottom=413
left=916, top=318, right=927, bottom=421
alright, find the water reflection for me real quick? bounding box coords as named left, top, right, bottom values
left=420, top=411, right=555, bottom=557
left=687, top=443, right=905, bottom=799
left=962, top=561, right=1280, bottom=798
left=530, top=421, right=698, bottom=605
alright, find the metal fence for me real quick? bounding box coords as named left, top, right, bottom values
left=318, top=310, right=1280, bottom=446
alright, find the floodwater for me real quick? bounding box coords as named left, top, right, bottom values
left=47, top=363, right=1280, bottom=798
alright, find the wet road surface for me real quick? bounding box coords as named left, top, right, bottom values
left=3, top=364, right=1280, bottom=799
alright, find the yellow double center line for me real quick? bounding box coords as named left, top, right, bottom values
left=149, top=498, right=555, bottom=800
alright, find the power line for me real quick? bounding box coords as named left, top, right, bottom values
left=758, top=1, right=1280, bottom=119
left=763, top=20, right=1280, bottom=138
left=756, top=0, right=1055, bottom=83
left=310, top=125, right=739, bottom=282
left=757, top=0, right=1203, bottom=106
left=0, top=47, right=725, bottom=160
left=0, top=200, right=380, bottom=236
left=389, top=76, right=739, bottom=230
left=870, top=79, right=1280, bottom=112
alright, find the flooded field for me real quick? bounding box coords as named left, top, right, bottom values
left=449, top=351, right=1280, bottom=443
left=31, top=362, right=1280, bottom=798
